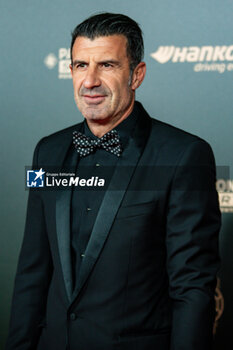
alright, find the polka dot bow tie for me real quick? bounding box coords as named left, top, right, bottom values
left=72, top=129, right=123, bottom=158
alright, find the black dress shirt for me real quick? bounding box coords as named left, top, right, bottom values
left=70, top=104, right=139, bottom=289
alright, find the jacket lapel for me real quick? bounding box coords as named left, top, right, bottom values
left=71, top=104, right=151, bottom=303
left=55, top=123, right=83, bottom=303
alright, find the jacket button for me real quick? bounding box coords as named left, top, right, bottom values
left=69, top=313, right=76, bottom=321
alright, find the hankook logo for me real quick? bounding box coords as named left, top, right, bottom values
left=151, top=45, right=233, bottom=73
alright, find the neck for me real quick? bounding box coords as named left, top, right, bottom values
left=86, top=99, right=135, bottom=138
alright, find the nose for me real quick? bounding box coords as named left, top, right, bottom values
left=83, top=66, right=101, bottom=89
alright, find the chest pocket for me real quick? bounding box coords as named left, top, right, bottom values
left=115, top=201, right=156, bottom=219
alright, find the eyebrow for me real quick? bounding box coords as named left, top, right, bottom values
left=72, top=59, right=121, bottom=66
left=72, top=60, right=86, bottom=66
left=98, top=60, right=120, bottom=65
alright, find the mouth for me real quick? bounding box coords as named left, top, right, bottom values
left=82, top=95, right=107, bottom=105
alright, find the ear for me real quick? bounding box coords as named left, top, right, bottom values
left=69, top=64, right=73, bottom=77
left=131, top=62, right=146, bottom=90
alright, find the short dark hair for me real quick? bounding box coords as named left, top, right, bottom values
left=70, top=12, right=144, bottom=72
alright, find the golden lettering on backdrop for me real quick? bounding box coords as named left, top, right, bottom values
left=213, top=277, right=224, bottom=335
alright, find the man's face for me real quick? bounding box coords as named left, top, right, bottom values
left=70, top=35, right=136, bottom=124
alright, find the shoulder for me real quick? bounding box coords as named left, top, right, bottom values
left=137, top=101, right=203, bottom=145
left=39, top=122, right=83, bottom=148
left=138, top=102, right=215, bottom=165
left=149, top=115, right=202, bottom=145
left=151, top=118, right=214, bottom=164
left=32, top=122, right=83, bottom=166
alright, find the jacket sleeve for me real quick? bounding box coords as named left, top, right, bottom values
left=166, top=140, right=221, bottom=350
left=6, top=139, right=53, bottom=350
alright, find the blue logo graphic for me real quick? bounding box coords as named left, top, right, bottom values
left=27, top=168, right=45, bottom=188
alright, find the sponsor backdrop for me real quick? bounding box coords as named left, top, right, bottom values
left=0, top=0, right=232, bottom=349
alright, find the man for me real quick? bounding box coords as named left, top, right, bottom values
left=6, top=13, right=220, bottom=350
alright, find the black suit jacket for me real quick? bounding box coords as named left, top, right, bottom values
left=6, top=102, right=221, bottom=350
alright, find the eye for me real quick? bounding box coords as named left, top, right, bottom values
left=102, top=62, right=113, bottom=68
left=74, top=63, right=87, bottom=70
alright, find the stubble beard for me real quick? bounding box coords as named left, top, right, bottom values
left=74, top=92, right=113, bottom=122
